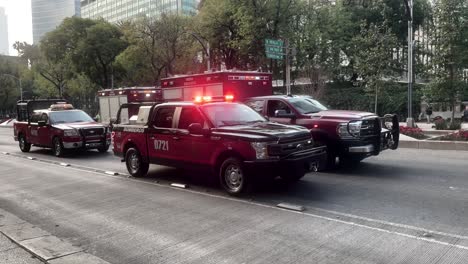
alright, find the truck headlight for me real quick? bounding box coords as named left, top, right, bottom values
left=250, top=142, right=269, bottom=159
left=64, top=129, right=79, bottom=137
left=337, top=121, right=362, bottom=138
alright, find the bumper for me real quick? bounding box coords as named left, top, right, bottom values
left=342, top=129, right=398, bottom=155
left=244, top=146, right=327, bottom=175
left=62, top=139, right=111, bottom=149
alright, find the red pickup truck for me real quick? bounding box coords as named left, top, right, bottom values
left=112, top=97, right=327, bottom=195
left=245, top=95, right=399, bottom=169
left=14, top=100, right=111, bottom=157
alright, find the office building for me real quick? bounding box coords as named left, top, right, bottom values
left=80, top=0, right=200, bottom=23
left=31, top=0, right=81, bottom=44
left=0, top=7, right=8, bottom=55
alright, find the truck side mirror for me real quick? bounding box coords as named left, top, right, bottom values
left=38, top=120, right=47, bottom=127
left=188, top=123, right=206, bottom=135
left=275, top=110, right=296, bottom=119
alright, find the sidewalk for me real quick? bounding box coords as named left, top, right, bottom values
left=0, top=232, right=43, bottom=264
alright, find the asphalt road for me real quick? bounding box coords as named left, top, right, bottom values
left=1, top=127, right=468, bottom=263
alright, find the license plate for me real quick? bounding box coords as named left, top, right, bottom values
left=87, top=143, right=101, bottom=147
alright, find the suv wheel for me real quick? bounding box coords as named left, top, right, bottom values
left=53, top=137, right=64, bottom=157
left=125, top=148, right=149, bottom=177
left=19, top=135, right=31, bottom=152
left=219, top=157, right=250, bottom=195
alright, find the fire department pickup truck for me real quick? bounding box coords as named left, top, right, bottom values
left=14, top=100, right=111, bottom=157
left=245, top=95, right=399, bottom=168
left=112, top=96, right=327, bottom=195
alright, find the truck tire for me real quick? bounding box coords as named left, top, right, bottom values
left=53, top=137, right=65, bottom=157
left=125, top=148, right=149, bottom=177
left=98, top=144, right=109, bottom=153
left=19, top=134, right=31, bottom=152
left=219, top=157, right=250, bottom=195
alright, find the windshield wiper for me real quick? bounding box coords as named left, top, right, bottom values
left=304, top=111, right=319, bottom=114
left=219, top=121, right=247, bottom=127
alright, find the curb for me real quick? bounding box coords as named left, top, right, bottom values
left=399, top=140, right=468, bottom=151
left=0, top=209, right=111, bottom=264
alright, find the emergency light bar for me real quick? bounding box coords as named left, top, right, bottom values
left=50, top=103, right=74, bottom=111
left=194, top=95, right=234, bottom=103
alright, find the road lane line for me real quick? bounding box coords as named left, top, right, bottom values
left=5, top=153, right=468, bottom=251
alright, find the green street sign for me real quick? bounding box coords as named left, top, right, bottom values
left=265, top=38, right=284, bottom=60
left=266, top=53, right=283, bottom=60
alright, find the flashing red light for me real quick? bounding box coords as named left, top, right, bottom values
left=194, top=96, right=203, bottom=103
left=225, top=95, right=234, bottom=101
left=133, top=94, right=137, bottom=97
left=203, top=96, right=212, bottom=102
left=313, top=124, right=319, bottom=128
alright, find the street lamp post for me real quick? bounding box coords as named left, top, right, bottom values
left=1, top=73, right=23, bottom=101
left=187, top=32, right=211, bottom=72
left=404, top=0, right=415, bottom=127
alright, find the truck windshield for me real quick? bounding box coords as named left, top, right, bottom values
left=201, top=103, right=266, bottom=127
left=288, top=97, right=328, bottom=114
left=49, top=110, right=94, bottom=124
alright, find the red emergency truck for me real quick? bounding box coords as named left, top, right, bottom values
left=97, top=87, right=162, bottom=124
left=160, top=71, right=272, bottom=102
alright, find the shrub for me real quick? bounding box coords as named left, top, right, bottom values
left=434, top=118, right=447, bottom=130
left=399, top=126, right=426, bottom=139
left=448, top=120, right=461, bottom=130
left=438, top=130, right=468, bottom=141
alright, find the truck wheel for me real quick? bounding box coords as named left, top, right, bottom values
left=219, top=157, right=250, bottom=195
left=53, top=137, right=65, bottom=157
left=19, top=135, right=31, bottom=152
left=125, top=148, right=149, bottom=177
left=98, top=144, right=109, bottom=153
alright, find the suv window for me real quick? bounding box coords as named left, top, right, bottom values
left=154, top=107, right=175, bottom=128
left=40, top=113, right=49, bottom=124
left=267, top=100, right=292, bottom=116
left=245, top=100, right=264, bottom=113
left=178, top=107, right=204, bottom=130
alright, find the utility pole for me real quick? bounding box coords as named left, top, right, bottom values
left=404, top=0, right=415, bottom=127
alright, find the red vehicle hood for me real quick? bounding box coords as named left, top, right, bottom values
left=52, top=122, right=106, bottom=130
left=309, top=110, right=377, bottom=121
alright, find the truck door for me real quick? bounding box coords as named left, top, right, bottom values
left=146, top=106, right=177, bottom=164
left=266, top=99, right=296, bottom=125
left=174, top=106, right=214, bottom=167
left=37, top=113, right=51, bottom=147
left=28, top=113, right=41, bottom=144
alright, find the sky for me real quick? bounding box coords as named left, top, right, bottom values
left=0, top=0, right=32, bottom=56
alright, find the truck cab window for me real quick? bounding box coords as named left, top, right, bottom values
left=154, top=107, right=175, bottom=128
left=30, top=113, right=41, bottom=123
left=245, top=100, right=264, bottom=113
left=267, top=100, right=292, bottom=116
left=40, top=113, right=49, bottom=124
left=178, top=107, right=204, bottom=130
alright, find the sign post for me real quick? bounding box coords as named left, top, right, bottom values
left=264, top=38, right=293, bottom=95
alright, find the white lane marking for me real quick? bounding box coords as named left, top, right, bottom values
left=170, top=183, right=187, bottom=189
left=4, top=154, right=468, bottom=250
left=277, top=203, right=305, bottom=212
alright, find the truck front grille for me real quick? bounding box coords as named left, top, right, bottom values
left=268, top=138, right=315, bottom=157
left=360, top=118, right=380, bottom=137
left=81, top=128, right=105, bottom=137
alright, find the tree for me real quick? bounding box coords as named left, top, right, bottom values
left=427, top=0, right=468, bottom=121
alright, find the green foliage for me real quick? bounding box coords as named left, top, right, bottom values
left=434, top=118, right=447, bottom=130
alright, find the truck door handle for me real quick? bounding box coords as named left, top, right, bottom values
left=172, top=136, right=180, bottom=140
left=150, top=135, right=155, bottom=139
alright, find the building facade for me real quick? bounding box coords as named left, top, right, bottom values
left=0, top=7, right=8, bottom=55
left=31, top=0, right=81, bottom=44
left=80, top=0, right=199, bottom=23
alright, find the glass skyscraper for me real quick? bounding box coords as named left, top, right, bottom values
left=0, top=7, right=8, bottom=55
left=31, top=0, right=81, bottom=44
left=80, top=0, right=200, bottom=23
